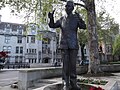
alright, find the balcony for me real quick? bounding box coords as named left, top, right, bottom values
left=25, top=53, right=37, bottom=58
left=42, top=53, right=52, bottom=58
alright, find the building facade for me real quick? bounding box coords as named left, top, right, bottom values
left=0, top=21, right=90, bottom=65
left=0, top=22, right=26, bottom=63
left=25, top=23, right=60, bottom=64
left=0, top=22, right=62, bottom=64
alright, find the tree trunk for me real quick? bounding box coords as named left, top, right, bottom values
left=85, top=0, right=102, bottom=74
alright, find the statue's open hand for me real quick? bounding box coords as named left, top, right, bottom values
left=48, top=10, right=55, bottom=18
left=75, top=12, right=79, bottom=17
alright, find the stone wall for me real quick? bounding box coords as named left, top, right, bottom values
left=18, top=64, right=120, bottom=90
left=18, top=66, right=88, bottom=90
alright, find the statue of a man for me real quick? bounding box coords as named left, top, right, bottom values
left=48, top=1, right=86, bottom=90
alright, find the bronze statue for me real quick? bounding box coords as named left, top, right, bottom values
left=48, top=1, right=86, bottom=90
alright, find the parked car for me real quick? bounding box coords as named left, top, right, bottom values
left=79, top=60, right=89, bottom=65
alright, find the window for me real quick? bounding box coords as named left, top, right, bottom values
left=3, top=46, right=11, bottom=53
left=6, top=24, right=10, bottom=28
left=31, top=36, right=35, bottom=43
left=32, top=49, right=34, bottom=53
left=12, top=25, right=17, bottom=31
left=29, top=49, right=31, bottom=53
left=57, top=50, right=61, bottom=54
left=30, top=49, right=36, bottom=53
left=5, top=28, right=10, bottom=33
left=31, top=25, right=36, bottom=34
left=16, top=47, right=19, bottom=53
left=27, top=49, right=28, bottom=53
left=106, top=45, right=112, bottom=53
left=5, top=24, right=11, bottom=33
left=5, top=36, right=10, bottom=44
left=27, top=37, right=29, bottom=43
left=35, top=59, right=36, bottom=63
left=42, top=47, right=46, bottom=54
left=8, top=46, right=11, bottom=53
left=20, top=47, right=23, bottom=54
left=18, top=29, right=22, bottom=34
left=35, top=49, right=36, bottom=53
left=17, top=37, right=22, bottom=43
left=29, top=59, right=31, bottom=63
left=0, top=24, right=4, bottom=30
left=48, top=48, right=50, bottom=54
left=39, top=51, right=41, bottom=55
left=15, top=56, right=18, bottom=63
left=3, top=46, right=7, bottom=51
left=6, top=57, right=10, bottom=63
left=19, top=56, right=23, bottom=62
left=32, top=59, right=34, bottom=63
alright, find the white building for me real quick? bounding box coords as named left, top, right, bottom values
left=0, top=22, right=26, bottom=63
left=25, top=23, right=60, bottom=64
left=0, top=21, right=90, bottom=65
left=0, top=22, right=62, bottom=64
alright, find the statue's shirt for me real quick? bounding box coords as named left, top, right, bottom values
left=59, top=14, right=78, bottom=49
left=49, top=13, right=86, bottom=49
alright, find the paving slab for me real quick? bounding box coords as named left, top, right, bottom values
left=1, top=73, right=120, bottom=90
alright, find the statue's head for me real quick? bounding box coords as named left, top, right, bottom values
left=65, top=1, right=74, bottom=15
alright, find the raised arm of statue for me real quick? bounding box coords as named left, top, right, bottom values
left=75, top=12, right=86, bottom=29
left=48, top=10, right=61, bottom=28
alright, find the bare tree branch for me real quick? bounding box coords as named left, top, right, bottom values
left=80, top=0, right=86, bottom=3
left=74, top=3, right=86, bottom=9
left=60, top=0, right=67, bottom=2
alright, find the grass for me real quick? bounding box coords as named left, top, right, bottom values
left=81, top=72, right=115, bottom=77
left=77, top=78, right=108, bottom=85
left=109, top=61, right=120, bottom=64
left=101, top=61, right=120, bottom=64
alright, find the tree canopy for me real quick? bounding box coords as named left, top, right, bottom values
left=97, top=11, right=119, bottom=43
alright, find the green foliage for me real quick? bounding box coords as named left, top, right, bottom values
left=113, top=35, right=120, bottom=55
left=97, top=11, right=119, bottom=44
left=109, top=61, right=120, bottom=64
left=78, top=78, right=108, bottom=85
left=75, top=6, right=88, bottom=46
left=78, top=30, right=88, bottom=46
left=0, top=0, right=59, bottom=25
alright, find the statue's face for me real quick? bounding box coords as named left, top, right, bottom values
left=65, top=1, right=74, bottom=15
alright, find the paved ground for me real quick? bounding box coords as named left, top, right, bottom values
left=1, top=72, right=120, bottom=90
left=0, top=69, right=18, bottom=90
left=0, top=69, right=120, bottom=90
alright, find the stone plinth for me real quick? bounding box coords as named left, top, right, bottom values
left=18, top=66, right=88, bottom=90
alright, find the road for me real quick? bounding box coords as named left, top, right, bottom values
left=0, top=69, right=18, bottom=87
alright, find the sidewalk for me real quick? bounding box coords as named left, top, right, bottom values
left=1, top=73, right=120, bottom=90
left=0, top=85, right=18, bottom=90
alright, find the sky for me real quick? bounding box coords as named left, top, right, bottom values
left=0, top=7, right=24, bottom=24
left=0, top=0, right=120, bottom=25
left=95, top=0, right=120, bottom=25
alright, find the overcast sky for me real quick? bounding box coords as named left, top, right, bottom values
left=0, top=0, right=120, bottom=25
left=96, top=0, right=120, bottom=25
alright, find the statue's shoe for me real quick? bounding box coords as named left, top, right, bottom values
left=63, top=85, right=70, bottom=90
left=70, top=85, right=81, bottom=90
